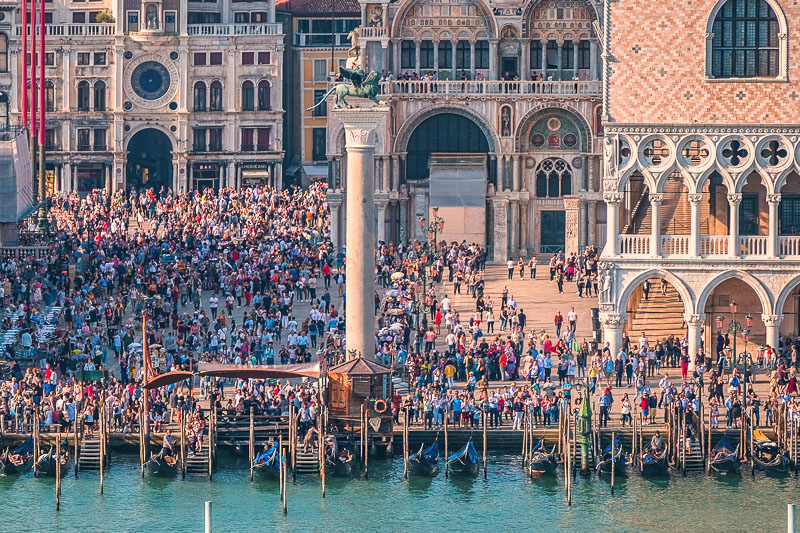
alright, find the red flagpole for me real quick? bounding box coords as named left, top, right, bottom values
left=38, top=0, right=44, bottom=145
left=30, top=0, right=36, bottom=138
left=21, top=0, right=27, bottom=128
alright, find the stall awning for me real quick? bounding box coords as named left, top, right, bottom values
left=197, top=362, right=321, bottom=380
left=143, top=371, right=194, bottom=390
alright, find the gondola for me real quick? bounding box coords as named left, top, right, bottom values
left=325, top=448, right=356, bottom=477
left=34, top=445, right=70, bottom=478
left=709, top=435, right=740, bottom=475
left=597, top=439, right=628, bottom=477
left=446, top=441, right=479, bottom=476
left=145, top=450, right=179, bottom=477
left=251, top=444, right=281, bottom=480
left=752, top=430, right=789, bottom=475
left=529, top=439, right=558, bottom=476
left=640, top=443, right=668, bottom=476
left=408, top=441, right=440, bottom=476
left=0, top=438, right=34, bottom=476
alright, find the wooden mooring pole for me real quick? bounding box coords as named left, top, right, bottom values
left=483, top=407, right=488, bottom=480
left=610, top=431, right=615, bottom=496
left=55, top=432, right=62, bottom=511
left=444, top=409, right=449, bottom=478
left=249, top=407, right=254, bottom=481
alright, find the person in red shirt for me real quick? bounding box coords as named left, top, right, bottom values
left=554, top=311, right=564, bottom=337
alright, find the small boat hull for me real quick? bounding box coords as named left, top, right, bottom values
left=146, top=455, right=178, bottom=477
left=447, top=460, right=479, bottom=476
left=598, top=459, right=627, bottom=477
left=446, top=442, right=479, bottom=477
left=409, top=458, right=439, bottom=477
left=252, top=462, right=281, bottom=480
left=710, top=459, right=740, bottom=475
left=641, top=448, right=668, bottom=477
left=35, top=455, right=70, bottom=478
left=529, top=454, right=557, bottom=475
left=0, top=455, right=33, bottom=476
left=326, top=457, right=355, bottom=477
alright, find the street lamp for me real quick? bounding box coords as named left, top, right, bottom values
left=421, top=209, right=445, bottom=260
left=717, top=300, right=755, bottom=431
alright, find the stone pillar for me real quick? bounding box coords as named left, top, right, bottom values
left=762, top=314, right=783, bottom=349
left=469, top=41, right=476, bottom=74
left=376, top=200, right=388, bottom=245
left=451, top=40, right=457, bottom=80
left=334, top=108, right=388, bottom=360
left=572, top=40, right=579, bottom=78
left=63, top=162, right=71, bottom=193
left=767, top=193, right=780, bottom=257
left=650, top=193, right=662, bottom=257
left=556, top=41, right=563, bottom=79
left=489, top=39, right=498, bottom=80
left=492, top=197, right=509, bottom=263
left=415, top=41, right=421, bottom=73
left=391, top=155, right=399, bottom=191
left=433, top=41, right=439, bottom=72
left=689, top=193, right=702, bottom=257
left=512, top=155, right=520, bottom=191
left=604, top=193, right=621, bottom=256
left=399, top=199, right=407, bottom=244
left=328, top=193, right=342, bottom=251
left=601, top=312, right=626, bottom=360
left=509, top=200, right=519, bottom=258
left=728, top=193, right=741, bottom=258
left=563, top=195, right=582, bottom=254
left=590, top=40, right=598, bottom=80
left=382, top=156, right=391, bottom=192
left=520, top=201, right=529, bottom=256
left=522, top=41, right=530, bottom=80
left=541, top=41, right=547, bottom=76
left=684, top=314, right=705, bottom=371
left=587, top=199, right=597, bottom=246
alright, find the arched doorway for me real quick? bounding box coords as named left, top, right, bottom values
left=406, top=112, right=490, bottom=181
left=703, top=277, right=766, bottom=367
left=126, top=128, right=173, bottom=192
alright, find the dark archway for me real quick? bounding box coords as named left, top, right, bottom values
left=126, top=128, right=173, bottom=192
left=406, top=113, right=490, bottom=181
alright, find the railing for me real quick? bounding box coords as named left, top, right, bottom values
left=619, top=235, right=649, bottom=255
left=294, top=33, right=348, bottom=46
left=700, top=235, right=728, bottom=255
left=661, top=235, right=689, bottom=256
left=16, top=23, right=115, bottom=37
left=187, top=23, right=282, bottom=36
left=0, top=246, right=49, bottom=259
left=779, top=236, right=800, bottom=256
left=738, top=235, right=767, bottom=256
left=380, top=80, right=601, bottom=97
left=360, top=26, right=387, bottom=38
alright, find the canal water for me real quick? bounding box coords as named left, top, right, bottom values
left=1, top=454, right=797, bottom=532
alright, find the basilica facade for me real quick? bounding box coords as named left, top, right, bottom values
left=1, top=0, right=284, bottom=194
left=326, top=0, right=605, bottom=262
left=600, top=0, right=800, bottom=357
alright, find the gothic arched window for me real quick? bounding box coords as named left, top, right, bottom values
left=535, top=158, right=572, bottom=198
left=711, top=0, right=780, bottom=78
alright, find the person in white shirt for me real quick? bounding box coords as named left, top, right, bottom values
left=507, top=259, right=515, bottom=280
left=567, top=307, right=578, bottom=332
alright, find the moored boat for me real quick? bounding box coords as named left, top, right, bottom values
left=325, top=448, right=356, bottom=477
left=0, top=438, right=34, bottom=476
left=408, top=441, right=440, bottom=477
left=709, top=435, right=740, bottom=475
left=641, top=444, right=668, bottom=476
left=251, top=443, right=281, bottom=480
left=35, top=446, right=70, bottom=478
left=446, top=441, right=479, bottom=476
left=529, top=439, right=557, bottom=476
left=597, top=439, right=628, bottom=477
left=146, top=451, right=178, bottom=477
left=752, top=430, right=788, bottom=476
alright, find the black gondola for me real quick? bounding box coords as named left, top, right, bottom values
left=709, top=435, right=740, bottom=475
left=597, top=439, right=628, bottom=477
left=752, top=430, right=789, bottom=475
left=640, top=443, right=668, bottom=476
left=34, top=446, right=70, bottom=478
left=145, top=451, right=178, bottom=477
left=529, top=439, right=557, bottom=475
left=325, top=448, right=355, bottom=477
left=446, top=441, right=479, bottom=476
left=0, top=438, right=34, bottom=476
left=251, top=444, right=281, bottom=480
left=408, top=441, right=440, bottom=476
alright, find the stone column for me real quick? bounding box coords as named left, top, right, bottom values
left=433, top=41, right=439, bottom=72
left=563, top=195, right=582, bottom=254
left=727, top=193, right=741, bottom=258
left=541, top=41, right=547, bottom=76
left=489, top=39, right=498, bottom=80
left=492, top=197, right=509, bottom=263
left=382, top=156, right=391, bottom=192
left=391, top=155, right=399, bottom=191
left=415, top=41, right=421, bottom=73
left=376, top=200, right=388, bottom=245
left=587, top=199, right=597, bottom=245
left=469, top=41, right=476, bottom=74
left=328, top=193, right=342, bottom=251
left=451, top=40, right=458, bottom=80
left=572, top=40, right=579, bottom=78
left=590, top=40, right=598, bottom=79
left=762, top=314, right=783, bottom=349
left=509, top=200, right=519, bottom=258
left=685, top=313, right=705, bottom=371
left=399, top=199, right=407, bottom=243
left=650, top=193, right=663, bottom=257
left=604, top=192, right=621, bottom=256
left=689, top=193, right=702, bottom=257
left=556, top=41, right=563, bottom=79
left=767, top=193, right=780, bottom=257
left=522, top=41, right=530, bottom=80
left=520, top=201, right=529, bottom=256
left=601, top=312, right=626, bottom=360
left=333, top=108, right=388, bottom=360
left=512, top=154, right=521, bottom=191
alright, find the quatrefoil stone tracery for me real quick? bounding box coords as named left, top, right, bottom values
left=760, top=140, right=787, bottom=166
left=722, top=140, right=748, bottom=166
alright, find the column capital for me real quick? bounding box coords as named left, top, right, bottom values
left=603, top=192, right=623, bottom=204
left=767, top=193, right=782, bottom=204
left=649, top=193, right=664, bottom=204
left=600, top=312, right=627, bottom=328
left=688, top=193, right=704, bottom=203
left=761, top=314, right=784, bottom=326
left=333, top=108, right=390, bottom=149
left=683, top=313, right=706, bottom=326
left=727, top=193, right=743, bottom=205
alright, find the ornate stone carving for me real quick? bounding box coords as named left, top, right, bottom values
left=603, top=192, right=623, bottom=204
left=688, top=193, right=703, bottom=203
left=761, top=314, right=784, bottom=325
left=727, top=193, right=743, bottom=205
left=767, top=193, right=782, bottom=204
left=600, top=312, right=627, bottom=328
left=683, top=313, right=706, bottom=325
left=649, top=193, right=664, bottom=204
left=603, top=136, right=616, bottom=178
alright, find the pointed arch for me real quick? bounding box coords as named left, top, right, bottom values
left=696, top=270, right=773, bottom=316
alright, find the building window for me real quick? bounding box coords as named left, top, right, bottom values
left=258, top=51, right=270, bottom=65
left=44, top=81, right=55, bottom=112
left=44, top=52, right=55, bottom=66
left=312, top=127, right=326, bottom=161
left=241, top=81, right=254, bottom=111
left=93, top=80, right=106, bottom=111
left=257, top=80, right=270, bottom=110
left=209, top=52, right=222, bottom=65
left=420, top=40, right=434, bottom=69
left=242, top=52, right=254, bottom=65
left=251, top=11, right=267, bottom=22
left=77, top=80, right=90, bottom=111
left=739, top=193, right=759, bottom=235
left=193, top=52, right=206, bottom=66
left=438, top=41, right=452, bottom=69
left=578, top=40, right=591, bottom=69
left=127, top=11, right=139, bottom=32
left=193, top=81, right=207, bottom=111
left=165, top=11, right=176, bottom=32
left=0, top=34, right=7, bottom=73
left=208, top=128, right=222, bottom=151
left=562, top=40, right=574, bottom=70
left=313, top=59, right=327, bottom=81
left=257, top=128, right=270, bottom=151
left=535, top=158, right=572, bottom=198
left=546, top=40, right=558, bottom=69
left=209, top=81, right=223, bottom=111
left=780, top=197, right=800, bottom=235
left=475, top=40, right=489, bottom=69
left=234, top=12, right=249, bottom=22
left=530, top=40, right=542, bottom=69
left=401, top=40, right=416, bottom=69
left=145, top=4, right=159, bottom=29
left=44, top=128, right=58, bottom=151
left=77, top=52, right=91, bottom=66
left=241, top=128, right=254, bottom=151
left=192, top=128, right=206, bottom=151
left=456, top=41, right=470, bottom=69
left=188, top=11, right=220, bottom=23
left=93, top=128, right=106, bottom=151
left=94, top=52, right=106, bottom=65
left=77, top=128, right=91, bottom=151
left=711, top=0, right=779, bottom=78
left=73, top=11, right=86, bottom=23
left=312, top=89, right=327, bottom=117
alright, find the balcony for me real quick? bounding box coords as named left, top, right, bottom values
left=380, top=80, right=601, bottom=98
left=16, top=24, right=115, bottom=37
left=294, top=33, right=349, bottom=47
left=187, top=23, right=282, bottom=36
left=359, top=26, right=387, bottom=39
left=617, top=233, right=800, bottom=259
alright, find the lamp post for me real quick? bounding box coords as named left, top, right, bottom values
left=420, top=207, right=446, bottom=261
left=716, top=301, right=754, bottom=425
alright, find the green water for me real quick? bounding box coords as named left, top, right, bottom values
left=1, top=454, right=797, bottom=532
